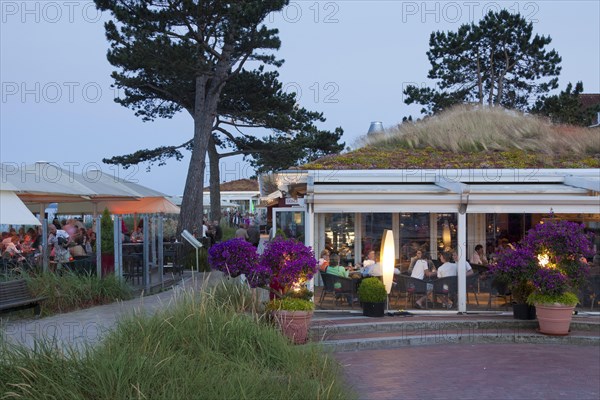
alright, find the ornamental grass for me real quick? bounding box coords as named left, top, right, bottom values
left=0, top=281, right=353, bottom=400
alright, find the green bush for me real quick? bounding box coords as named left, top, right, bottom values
left=24, top=271, right=132, bottom=316
left=0, top=287, right=354, bottom=400
left=100, top=208, right=114, bottom=255
left=527, top=291, right=579, bottom=306
left=266, top=297, right=315, bottom=312
left=357, top=277, right=387, bottom=303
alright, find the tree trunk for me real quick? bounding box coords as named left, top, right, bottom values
left=208, top=136, right=222, bottom=223
left=476, top=49, right=483, bottom=104
left=178, top=77, right=220, bottom=235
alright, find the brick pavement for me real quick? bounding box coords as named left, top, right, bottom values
left=334, top=343, right=600, bottom=400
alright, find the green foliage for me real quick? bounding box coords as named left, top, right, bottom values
left=527, top=291, right=579, bottom=307
left=266, top=297, right=315, bottom=312
left=100, top=208, right=114, bottom=255
left=24, top=271, right=132, bottom=316
left=357, top=277, right=387, bottom=303
left=511, top=280, right=535, bottom=304
left=404, top=10, right=561, bottom=114
left=531, top=81, right=600, bottom=126
left=0, top=289, right=353, bottom=400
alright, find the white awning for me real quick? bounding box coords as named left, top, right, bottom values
left=0, top=191, right=41, bottom=225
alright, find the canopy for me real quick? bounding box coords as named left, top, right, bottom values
left=56, top=197, right=180, bottom=215
left=0, top=191, right=41, bottom=225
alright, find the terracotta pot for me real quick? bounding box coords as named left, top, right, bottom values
left=362, top=301, right=385, bottom=318
left=512, top=303, right=536, bottom=320
left=535, top=303, right=574, bottom=336
left=272, top=310, right=313, bottom=344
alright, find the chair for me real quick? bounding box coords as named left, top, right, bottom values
left=406, top=277, right=430, bottom=309
left=467, top=272, right=481, bottom=306
left=583, top=275, right=600, bottom=311
left=163, top=243, right=183, bottom=276
left=480, top=275, right=511, bottom=310
left=318, top=272, right=337, bottom=307
left=433, top=276, right=458, bottom=309
left=391, top=274, right=409, bottom=307
left=332, top=275, right=357, bottom=308
left=123, top=253, right=143, bottom=285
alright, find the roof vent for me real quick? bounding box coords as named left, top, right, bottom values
left=367, top=121, right=384, bottom=135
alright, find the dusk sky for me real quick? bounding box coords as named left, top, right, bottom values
left=1, top=1, right=599, bottom=196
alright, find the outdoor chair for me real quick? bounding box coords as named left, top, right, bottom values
left=480, top=275, right=511, bottom=310
left=582, top=275, right=600, bottom=311
left=391, top=274, right=410, bottom=307
left=318, top=272, right=337, bottom=307
left=467, top=272, right=481, bottom=306
left=433, top=276, right=458, bottom=309
left=123, top=253, right=143, bottom=285
left=331, top=275, right=357, bottom=308
left=406, top=276, right=430, bottom=309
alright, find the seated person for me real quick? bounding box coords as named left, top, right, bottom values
left=318, top=249, right=330, bottom=272
left=326, top=254, right=349, bottom=279
left=470, top=244, right=488, bottom=265
left=362, top=250, right=376, bottom=268
left=69, top=235, right=87, bottom=258
left=130, top=226, right=144, bottom=242
left=411, top=257, right=437, bottom=309
left=408, top=250, right=423, bottom=272
left=362, top=259, right=383, bottom=277
left=438, top=251, right=473, bottom=278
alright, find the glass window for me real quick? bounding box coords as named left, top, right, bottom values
left=324, top=213, right=355, bottom=265
left=436, top=213, right=457, bottom=253
left=399, top=213, right=430, bottom=262
left=361, top=213, right=392, bottom=262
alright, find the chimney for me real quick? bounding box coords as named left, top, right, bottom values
left=367, top=121, right=384, bottom=135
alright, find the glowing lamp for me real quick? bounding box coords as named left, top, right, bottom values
left=380, top=229, right=396, bottom=294
left=537, top=253, right=550, bottom=268
left=442, top=220, right=451, bottom=250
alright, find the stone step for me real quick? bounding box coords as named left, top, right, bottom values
left=310, top=313, right=600, bottom=351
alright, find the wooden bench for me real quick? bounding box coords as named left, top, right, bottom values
left=0, top=279, right=47, bottom=317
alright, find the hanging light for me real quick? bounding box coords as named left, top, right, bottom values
left=442, top=220, right=451, bottom=250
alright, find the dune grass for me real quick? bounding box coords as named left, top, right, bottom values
left=23, top=271, right=133, bottom=317
left=0, top=281, right=354, bottom=400
left=305, top=105, right=600, bottom=169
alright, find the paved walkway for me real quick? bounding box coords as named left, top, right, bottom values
left=334, top=343, right=600, bottom=400
left=0, top=272, right=224, bottom=351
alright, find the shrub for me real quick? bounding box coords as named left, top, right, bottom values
left=357, top=277, right=387, bottom=303
left=100, top=208, right=114, bottom=255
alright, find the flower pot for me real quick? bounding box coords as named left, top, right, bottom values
left=534, top=303, right=574, bottom=336
left=272, top=310, right=313, bottom=344
left=362, top=301, right=385, bottom=318
left=512, top=303, right=536, bottom=320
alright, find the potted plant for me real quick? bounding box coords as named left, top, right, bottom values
left=491, top=215, right=593, bottom=333
left=357, top=277, right=387, bottom=317
left=100, top=208, right=115, bottom=276
left=208, top=237, right=318, bottom=344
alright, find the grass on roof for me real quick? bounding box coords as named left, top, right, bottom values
left=303, top=106, right=600, bottom=170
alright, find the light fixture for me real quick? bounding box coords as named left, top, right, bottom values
left=380, top=229, right=395, bottom=294
left=442, top=220, right=451, bottom=250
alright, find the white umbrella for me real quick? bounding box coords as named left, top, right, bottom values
left=0, top=190, right=41, bottom=225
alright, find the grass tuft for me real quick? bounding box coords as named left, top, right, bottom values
left=0, top=282, right=353, bottom=400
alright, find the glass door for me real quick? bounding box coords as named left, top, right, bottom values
left=272, top=208, right=307, bottom=244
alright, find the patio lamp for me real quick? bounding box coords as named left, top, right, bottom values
left=380, top=229, right=396, bottom=294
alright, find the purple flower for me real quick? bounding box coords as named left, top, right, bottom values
left=488, top=215, right=593, bottom=298
left=208, top=238, right=260, bottom=280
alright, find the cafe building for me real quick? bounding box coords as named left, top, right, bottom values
left=263, top=110, right=600, bottom=312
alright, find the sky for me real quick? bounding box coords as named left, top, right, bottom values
left=1, top=1, right=599, bottom=196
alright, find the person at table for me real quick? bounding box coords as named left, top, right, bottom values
left=408, top=249, right=424, bottom=272
left=362, top=250, right=376, bottom=268
left=326, top=254, right=349, bottom=279
left=69, top=235, right=87, bottom=258
left=318, top=249, right=330, bottom=272
left=411, top=256, right=437, bottom=309
left=130, top=226, right=144, bottom=243
left=470, top=244, right=488, bottom=265
left=446, top=251, right=474, bottom=277
left=362, top=252, right=383, bottom=277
